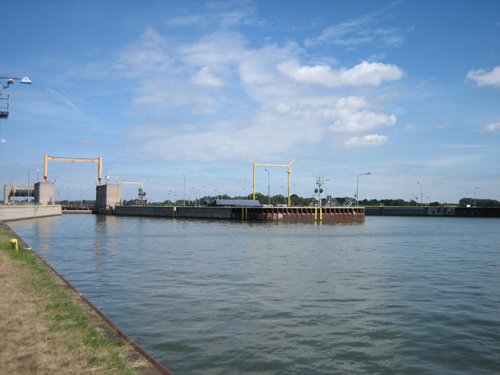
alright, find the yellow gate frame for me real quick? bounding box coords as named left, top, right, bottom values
left=43, top=154, right=103, bottom=186
left=247, top=157, right=295, bottom=206
left=116, top=178, right=146, bottom=205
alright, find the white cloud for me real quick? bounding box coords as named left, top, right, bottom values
left=304, top=10, right=410, bottom=48
left=179, top=31, right=249, bottom=67
left=427, top=155, right=482, bottom=167
left=344, top=134, right=388, bottom=148
left=116, top=27, right=401, bottom=162
left=467, top=66, right=500, bottom=87
left=115, top=27, right=173, bottom=77
left=191, top=67, right=224, bottom=87
left=329, top=110, right=396, bottom=132
left=277, top=60, right=403, bottom=87
left=480, top=121, right=500, bottom=132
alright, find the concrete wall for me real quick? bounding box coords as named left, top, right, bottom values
left=110, top=206, right=234, bottom=219
left=3, top=184, right=34, bottom=204
left=0, top=205, right=62, bottom=221
left=96, top=184, right=121, bottom=209
left=112, top=206, right=175, bottom=217
left=3, top=185, right=10, bottom=204
left=35, top=182, right=55, bottom=205
left=176, top=207, right=233, bottom=219
left=365, top=206, right=455, bottom=216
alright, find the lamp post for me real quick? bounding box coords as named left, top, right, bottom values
left=356, top=172, right=371, bottom=207
left=28, top=168, right=38, bottom=204
left=0, top=76, right=32, bottom=124
left=417, top=182, right=423, bottom=206
left=264, top=169, right=270, bottom=206
left=474, top=187, right=479, bottom=207
left=178, top=173, right=185, bottom=206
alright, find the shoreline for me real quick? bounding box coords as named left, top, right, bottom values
left=0, top=220, right=174, bottom=375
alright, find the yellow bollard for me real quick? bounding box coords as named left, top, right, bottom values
left=10, top=239, right=18, bottom=251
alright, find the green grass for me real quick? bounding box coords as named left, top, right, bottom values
left=0, top=227, right=139, bottom=374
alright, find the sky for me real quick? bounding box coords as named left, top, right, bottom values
left=1, top=0, right=499, bottom=204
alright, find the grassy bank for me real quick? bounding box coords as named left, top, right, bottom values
left=0, top=226, right=148, bottom=374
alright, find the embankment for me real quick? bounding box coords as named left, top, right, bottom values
left=0, top=205, right=62, bottom=221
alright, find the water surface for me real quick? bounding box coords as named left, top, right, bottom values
left=9, top=215, right=500, bottom=374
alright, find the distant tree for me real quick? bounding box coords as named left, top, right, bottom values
left=459, top=198, right=500, bottom=207
left=290, top=194, right=313, bottom=206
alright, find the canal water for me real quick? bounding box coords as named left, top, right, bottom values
left=8, top=215, right=500, bottom=375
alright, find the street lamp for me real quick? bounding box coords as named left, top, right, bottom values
left=264, top=169, right=270, bottom=206
left=178, top=173, right=185, bottom=206
left=356, top=172, right=371, bottom=207
left=474, top=187, right=479, bottom=207
left=0, top=76, right=32, bottom=120
left=28, top=168, right=38, bottom=204
left=417, top=182, right=423, bottom=206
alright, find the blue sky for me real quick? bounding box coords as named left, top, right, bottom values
left=1, top=0, right=499, bottom=204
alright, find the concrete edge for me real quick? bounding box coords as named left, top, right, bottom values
left=0, top=220, right=175, bottom=375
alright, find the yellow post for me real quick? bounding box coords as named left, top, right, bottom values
left=10, top=239, right=18, bottom=251
left=247, top=157, right=256, bottom=200
left=97, top=157, right=103, bottom=186
left=43, top=154, right=48, bottom=182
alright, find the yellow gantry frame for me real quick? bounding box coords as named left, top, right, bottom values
left=116, top=178, right=146, bottom=204
left=44, top=155, right=103, bottom=186
left=247, top=157, right=295, bottom=206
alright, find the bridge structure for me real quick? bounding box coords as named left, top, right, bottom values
left=43, top=154, right=103, bottom=186
left=3, top=154, right=113, bottom=206
left=3, top=185, right=34, bottom=204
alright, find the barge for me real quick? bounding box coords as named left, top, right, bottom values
left=95, top=205, right=365, bottom=221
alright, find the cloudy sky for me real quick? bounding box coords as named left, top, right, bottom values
left=1, top=0, right=499, bottom=203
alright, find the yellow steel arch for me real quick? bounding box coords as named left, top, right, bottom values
left=247, top=157, right=295, bottom=206
left=43, top=154, right=103, bottom=185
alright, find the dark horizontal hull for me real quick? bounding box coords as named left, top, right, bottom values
left=97, top=205, right=365, bottom=221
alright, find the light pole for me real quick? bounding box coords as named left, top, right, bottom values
left=28, top=168, right=38, bottom=204
left=356, top=172, right=371, bottom=207
left=178, top=173, right=185, bottom=206
left=417, top=182, right=423, bottom=206
left=0, top=76, right=32, bottom=121
left=474, top=187, right=479, bottom=207
left=264, top=169, right=270, bottom=206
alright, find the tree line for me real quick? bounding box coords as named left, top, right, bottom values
left=57, top=195, right=500, bottom=208
left=159, top=193, right=500, bottom=208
